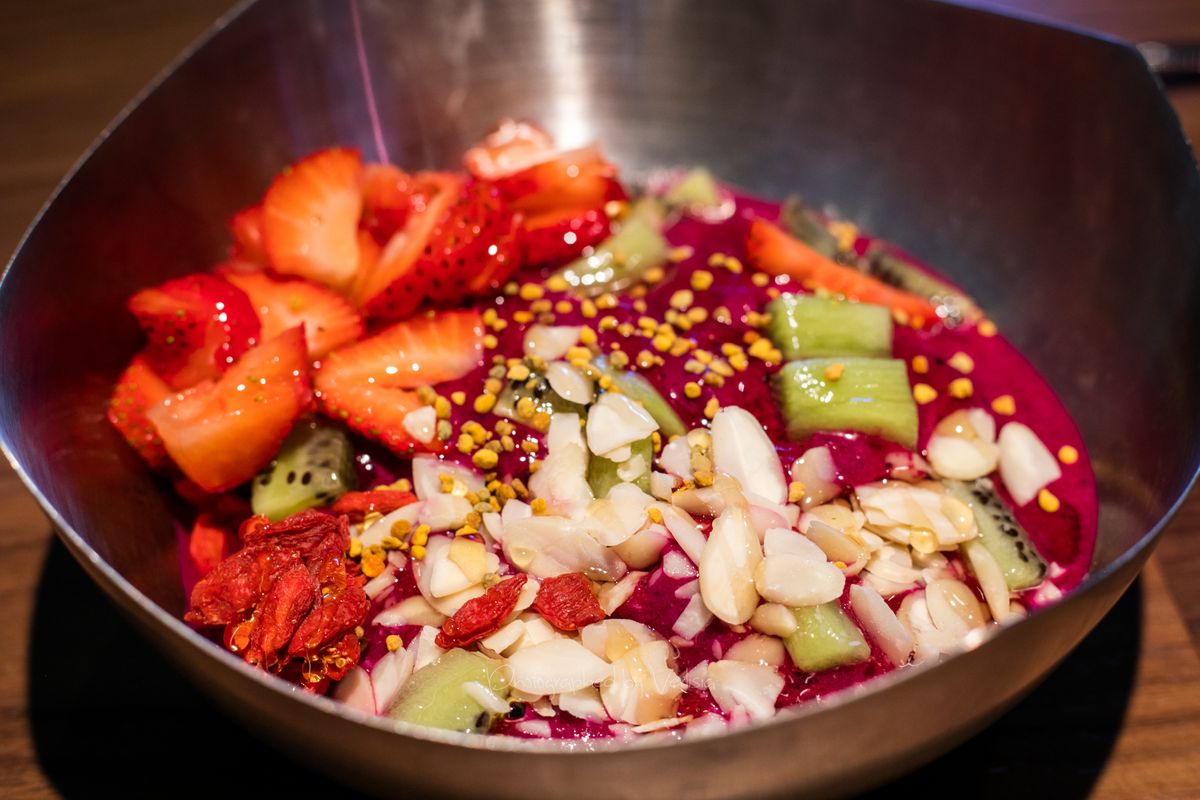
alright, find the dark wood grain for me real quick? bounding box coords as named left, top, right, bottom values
left=1, top=2, right=1198, bottom=797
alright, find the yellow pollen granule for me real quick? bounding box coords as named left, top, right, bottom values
left=913, top=383, right=938, bottom=405
left=647, top=506, right=664, bottom=525
left=724, top=256, right=744, bottom=273
left=555, top=299, right=573, bottom=315
left=704, top=397, right=720, bottom=419
left=596, top=292, right=619, bottom=310
left=386, top=635, right=403, bottom=652
left=788, top=481, right=806, bottom=503
left=530, top=497, right=548, bottom=515
left=518, top=283, right=544, bottom=301
left=545, top=274, right=569, bottom=292
left=1058, top=445, right=1079, bottom=465
left=578, top=326, right=597, bottom=345
left=472, top=449, right=499, bottom=469
left=991, top=394, right=1016, bottom=416
left=482, top=333, right=498, bottom=349
left=643, top=265, right=666, bottom=284
left=410, top=545, right=427, bottom=560
left=652, top=333, right=674, bottom=352
left=691, top=270, right=715, bottom=291
left=360, top=551, right=385, bottom=578
left=473, top=393, right=497, bottom=414
left=747, top=337, right=777, bottom=361
left=978, top=319, right=998, bottom=337
left=669, top=289, right=694, bottom=310
left=450, top=391, right=466, bottom=406
left=948, top=352, right=975, bottom=374
left=348, top=537, right=363, bottom=558
left=482, top=308, right=498, bottom=326
left=434, top=396, right=452, bottom=419
left=507, top=363, right=531, bottom=381
left=684, top=381, right=702, bottom=399
left=580, top=299, right=598, bottom=319
left=948, top=377, right=974, bottom=399
left=687, top=306, right=708, bottom=323
left=751, top=272, right=770, bottom=288
left=1037, top=489, right=1060, bottom=513
left=823, top=362, right=845, bottom=381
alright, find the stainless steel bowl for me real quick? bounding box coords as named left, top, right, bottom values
left=2, top=1, right=1198, bottom=797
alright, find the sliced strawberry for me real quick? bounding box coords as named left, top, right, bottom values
left=107, top=356, right=172, bottom=469
left=436, top=181, right=521, bottom=297
left=147, top=327, right=313, bottom=492
left=262, top=147, right=364, bottom=291
left=229, top=204, right=267, bottom=265
left=361, top=163, right=412, bottom=244
left=353, top=172, right=462, bottom=318
left=314, top=310, right=483, bottom=453
left=492, top=145, right=626, bottom=220
left=464, top=119, right=557, bottom=180
left=128, top=273, right=260, bottom=390
left=520, top=206, right=612, bottom=267
left=224, top=271, right=363, bottom=359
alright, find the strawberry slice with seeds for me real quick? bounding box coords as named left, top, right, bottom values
left=147, top=327, right=313, bottom=492
left=314, top=310, right=483, bottom=453
left=353, top=172, right=462, bottom=318
left=229, top=204, right=268, bottom=265
left=107, top=356, right=172, bottom=469
left=464, top=119, right=557, bottom=180
left=520, top=206, right=612, bottom=267
left=128, top=273, right=260, bottom=390
left=262, top=148, right=364, bottom=291
left=492, top=144, right=626, bottom=220
left=361, top=162, right=412, bottom=245
left=224, top=271, right=364, bottom=359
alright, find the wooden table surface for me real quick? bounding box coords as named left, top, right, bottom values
left=2, top=1, right=1200, bottom=797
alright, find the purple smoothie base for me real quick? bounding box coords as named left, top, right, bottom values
left=184, top=187, right=1099, bottom=741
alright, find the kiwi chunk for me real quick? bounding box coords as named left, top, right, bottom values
left=588, top=436, right=653, bottom=498
left=781, top=196, right=839, bottom=259
left=493, top=372, right=585, bottom=425
left=663, top=168, right=721, bottom=210
left=388, top=649, right=511, bottom=733
left=555, top=217, right=669, bottom=296
left=594, top=356, right=687, bottom=438
left=251, top=420, right=356, bottom=521
left=945, top=478, right=1047, bottom=590
left=775, top=358, right=918, bottom=449
left=784, top=602, right=871, bottom=672
left=767, top=293, right=893, bottom=360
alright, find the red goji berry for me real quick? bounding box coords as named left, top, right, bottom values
left=533, top=572, right=605, bottom=631
left=188, top=513, right=232, bottom=577
left=246, top=562, right=319, bottom=667
left=436, top=574, right=527, bottom=649
left=186, top=545, right=302, bottom=626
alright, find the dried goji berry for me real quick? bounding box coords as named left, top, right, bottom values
left=288, top=569, right=369, bottom=656
left=533, top=572, right=605, bottom=631
left=328, top=489, right=418, bottom=520
left=246, top=562, right=319, bottom=667
left=436, top=574, right=527, bottom=649
left=186, top=545, right=302, bottom=626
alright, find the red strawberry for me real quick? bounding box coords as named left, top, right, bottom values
left=224, top=271, right=363, bottom=359
left=262, top=148, right=364, bottom=291
left=229, top=204, right=267, bottom=265
left=146, top=327, right=313, bottom=492
left=492, top=145, right=626, bottom=220
left=361, top=162, right=412, bottom=244
left=107, top=356, right=171, bottom=469
left=520, top=206, right=612, bottom=267
left=352, top=172, right=461, bottom=318
left=128, top=273, right=260, bottom=390
left=314, top=310, right=483, bottom=453
left=464, top=119, right=557, bottom=180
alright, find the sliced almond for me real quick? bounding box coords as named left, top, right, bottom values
left=724, top=634, right=786, bottom=667
left=753, top=554, right=845, bottom=607
left=523, top=325, right=582, bottom=361
left=706, top=660, right=784, bottom=723
left=711, top=406, right=787, bottom=504
left=587, top=392, right=659, bottom=457
left=997, top=422, right=1062, bottom=506
left=506, top=639, right=612, bottom=695
left=848, top=583, right=913, bottom=667
left=699, top=505, right=762, bottom=624
left=546, top=360, right=595, bottom=404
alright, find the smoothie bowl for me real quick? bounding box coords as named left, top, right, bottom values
left=2, top=0, right=1199, bottom=798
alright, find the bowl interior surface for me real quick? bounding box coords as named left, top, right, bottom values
left=2, top=0, right=1199, bottom=794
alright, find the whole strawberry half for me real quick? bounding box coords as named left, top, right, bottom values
left=127, top=273, right=261, bottom=390
left=223, top=270, right=363, bottom=359
left=146, top=326, right=313, bottom=492
left=520, top=206, right=612, bottom=267
left=314, top=309, right=483, bottom=453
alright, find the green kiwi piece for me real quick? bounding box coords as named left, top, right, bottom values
left=555, top=217, right=669, bottom=297
left=784, top=602, right=871, bottom=672
left=588, top=436, right=653, bottom=498
left=388, top=649, right=511, bottom=733
left=945, top=478, right=1047, bottom=590
left=593, top=356, right=687, bottom=438
left=775, top=358, right=918, bottom=449
left=780, top=196, right=840, bottom=259
left=251, top=419, right=356, bottom=521
left=766, top=293, right=893, bottom=359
